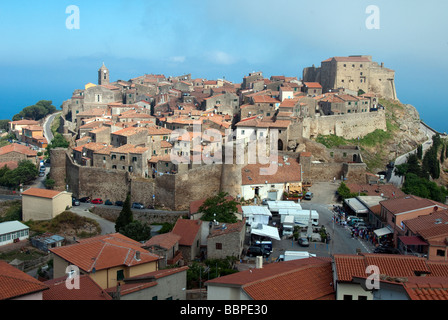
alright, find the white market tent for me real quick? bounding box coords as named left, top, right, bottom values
left=242, top=206, right=272, bottom=226
left=344, top=198, right=369, bottom=215
left=267, top=201, right=302, bottom=213
left=250, top=223, right=281, bottom=241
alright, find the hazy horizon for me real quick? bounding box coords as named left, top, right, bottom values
left=1, top=1, right=447, bottom=132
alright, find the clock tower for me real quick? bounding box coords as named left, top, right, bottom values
left=98, top=63, right=109, bottom=85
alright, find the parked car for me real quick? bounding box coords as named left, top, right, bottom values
left=304, top=192, right=313, bottom=200
left=105, top=199, right=113, bottom=205
left=132, top=202, right=145, bottom=209
left=115, top=201, right=124, bottom=206
left=147, top=204, right=155, bottom=209
left=298, top=237, right=309, bottom=247
left=91, top=198, right=103, bottom=204
left=254, top=240, right=273, bottom=252
left=79, top=197, right=91, bottom=203
left=374, top=245, right=400, bottom=254
left=246, top=246, right=270, bottom=258
left=39, top=166, right=46, bottom=172
left=353, top=222, right=367, bottom=229
left=39, top=172, right=45, bottom=177
left=348, top=218, right=363, bottom=226
left=72, top=198, right=80, bottom=206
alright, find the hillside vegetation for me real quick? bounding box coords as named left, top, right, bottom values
left=315, top=98, right=428, bottom=173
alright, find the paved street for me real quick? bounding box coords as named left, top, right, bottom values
left=246, top=181, right=377, bottom=263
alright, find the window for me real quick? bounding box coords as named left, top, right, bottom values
left=343, top=152, right=347, bottom=157
left=132, top=156, right=137, bottom=162
left=117, top=270, right=124, bottom=281
left=120, top=156, right=125, bottom=161
left=216, top=243, right=222, bottom=250
left=437, top=249, right=445, bottom=257
left=152, top=296, right=158, bottom=300
left=129, top=166, right=133, bottom=172
left=112, top=165, right=117, bottom=169
left=358, top=296, right=368, bottom=300
left=343, top=295, right=353, bottom=300
left=111, top=155, right=116, bottom=160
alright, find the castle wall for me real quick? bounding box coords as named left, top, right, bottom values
left=302, top=109, right=386, bottom=140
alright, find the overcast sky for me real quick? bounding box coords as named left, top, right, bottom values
left=0, top=0, right=447, bottom=132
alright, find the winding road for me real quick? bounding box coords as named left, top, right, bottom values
left=387, top=122, right=437, bottom=187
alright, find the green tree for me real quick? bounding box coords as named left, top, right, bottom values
left=199, top=192, right=238, bottom=223
left=416, top=144, right=423, bottom=160
left=115, top=193, right=133, bottom=232
left=0, top=160, right=38, bottom=189
left=12, top=100, right=57, bottom=121
left=119, top=220, right=151, bottom=242
left=336, top=182, right=358, bottom=200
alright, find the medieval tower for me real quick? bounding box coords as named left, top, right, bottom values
left=98, top=63, right=110, bottom=85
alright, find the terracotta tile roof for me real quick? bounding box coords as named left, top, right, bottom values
left=404, top=209, right=448, bottom=238
left=209, top=220, right=245, bottom=238
left=9, top=119, right=39, bottom=125
left=50, top=233, right=160, bottom=273
left=323, top=56, right=371, bottom=63
left=346, top=183, right=405, bottom=199
left=112, top=126, right=148, bottom=137
left=143, top=232, right=181, bottom=250
left=0, top=260, right=49, bottom=300
left=304, top=82, right=322, bottom=89
left=112, top=144, right=149, bottom=155
left=43, top=275, right=112, bottom=300
left=21, top=188, right=66, bottom=199
left=146, top=126, right=172, bottom=136
left=0, top=143, right=37, bottom=157
left=0, top=161, right=19, bottom=170
left=206, top=257, right=334, bottom=300
left=171, top=218, right=202, bottom=246
left=426, top=261, right=448, bottom=277
left=380, top=195, right=446, bottom=215
left=403, top=277, right=448, bottom=300
left=241, top=156, right=301, bottom=185
left=334, top=254, right=431, bottom=283
left=252, top=95, right=280, bottom=104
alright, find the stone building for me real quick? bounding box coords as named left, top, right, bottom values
left=206, top=220, right=246, bottom=260
left=303, top=55, right=397, bottom=100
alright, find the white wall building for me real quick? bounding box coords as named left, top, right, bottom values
left=0, top=221, right=30, bottom=246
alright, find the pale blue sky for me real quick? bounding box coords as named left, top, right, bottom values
left=0, top=0, right=447, bottom=132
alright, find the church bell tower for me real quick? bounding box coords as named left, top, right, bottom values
left=98, top=63, right=109, bottom=85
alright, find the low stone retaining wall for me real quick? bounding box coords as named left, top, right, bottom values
left=91, top=206, right=187, bottom=225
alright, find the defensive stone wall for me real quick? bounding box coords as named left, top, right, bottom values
left=302, top=109, right=386, bottom=140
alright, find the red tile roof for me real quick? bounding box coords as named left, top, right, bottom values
left=380, top=195, right=446, bottom=215
left=334, top=254, right=431, bottom=283
left=404, top=277, right=448, bottom=300
left=206, top=257, right=334, bottom=300
left=50, top=233, right=159, bottom=273
left=0, top=143, right=37, bottom=157
left=143, top=232, right=181, bottom=250
left=241, top=156, right=301, bottom=185
left=171, top=218, right=202, bottom=246
left=43, top=275, right=112, bottom=300
left=22, top=188, right=66, bottom=199
left=304, top=82, right=322, bottom=89
left=0, top=260, right=49, bottom=300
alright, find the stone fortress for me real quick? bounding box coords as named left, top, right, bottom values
left=51, top=56, right=401, bottom=210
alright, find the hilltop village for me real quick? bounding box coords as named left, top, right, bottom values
left=50, top=55, right=402, bottom=209
left=2, top=55, right=448, bottom=302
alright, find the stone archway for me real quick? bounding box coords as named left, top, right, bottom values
left=278, top=139, right=284, bottom=151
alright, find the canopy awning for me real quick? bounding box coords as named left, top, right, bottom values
left=398, top=236, right=428, bottom=246
left=344, top=198, right=368, bottom=214
left=374, top=226, right=393, bottom=237
left=250, top=224, right=281, bottom=241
